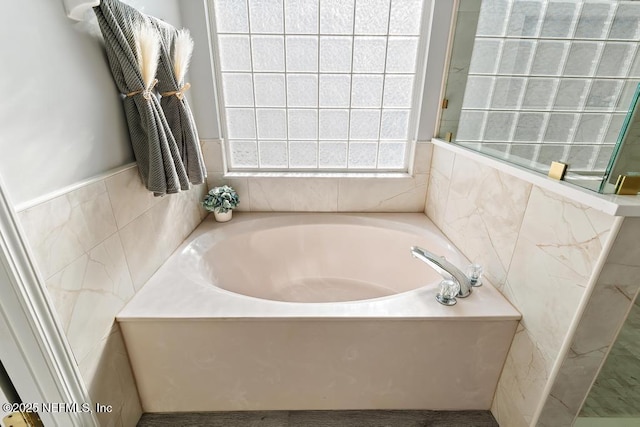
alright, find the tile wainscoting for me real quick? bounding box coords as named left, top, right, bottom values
left=11, top=138, right=639, bottom=426
left=16, top=165, right=207, bottom=427
left=202, top=140, right=432, bottom=212
left=426, top=141, right=640, bottom=427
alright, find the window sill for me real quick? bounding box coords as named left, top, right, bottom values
left=224, top=171, right=415, bottom=179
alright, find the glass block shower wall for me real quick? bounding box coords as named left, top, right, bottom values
left=211, top=0, right=425, bottom=171
left=455, top=0, right=640, bottom=173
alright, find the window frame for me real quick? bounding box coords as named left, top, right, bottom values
left=205, top=0, right=442, bottom=175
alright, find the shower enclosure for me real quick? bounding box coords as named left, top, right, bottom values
left=438, top=0, right=640, bottom=194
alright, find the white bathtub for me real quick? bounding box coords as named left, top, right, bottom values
left=118, top=213, right=520, bottom=412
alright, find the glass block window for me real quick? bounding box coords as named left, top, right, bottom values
left=211, top=0, right=426, bottom=171
left=455, top=0, right=640, bottom=173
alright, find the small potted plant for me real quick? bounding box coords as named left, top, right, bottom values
left=202, top=185, right=239, bottom=222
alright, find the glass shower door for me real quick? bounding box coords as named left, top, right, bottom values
left=438, top=0, right=640, bottom=194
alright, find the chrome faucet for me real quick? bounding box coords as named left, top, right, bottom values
left=410, top=246, right=472, bottom=298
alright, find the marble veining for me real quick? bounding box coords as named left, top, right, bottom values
left=119, top=186, right=207, bottom=288
left=250, top=178, right=339, bottom=211
left=440, top=155, right=531, bottom=288
left=62, top=233, right=134, bottom=364
left=571, top=275, right=637, bottom=355
left=19, top=181, right=117, bottom=278
left=537, top=217, right=640, bottom=426
left=205, top=174, right=432, bottom=213
left=203, top=140, right=432, bottom=212
left=105, top=166, right=162, bottom=229
left=426, top=144, right=617, bottom=427
left=491, top=323, right=551, bottom=427
left=81, top=324, right=142, bottom=427
left=424, top=146, right=454, bottom=225
left=539, top=348, right=608, bottom=427
left=18, top=165, right=207, bottom=427
left=338, top=174, right=428, bottom=212
left=505, top=187, right=612, bottom=364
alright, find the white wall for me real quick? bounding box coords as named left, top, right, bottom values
left=0, top=0, right=183, bottom=209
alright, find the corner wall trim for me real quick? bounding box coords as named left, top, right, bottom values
left=531, top=216, right=625, bottom=426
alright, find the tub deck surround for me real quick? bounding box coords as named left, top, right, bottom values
left=117, top=213, right=520, bottom=320
left=122, top=319, right=518, bottom=412
left=117, top=213, right=520, bottom=412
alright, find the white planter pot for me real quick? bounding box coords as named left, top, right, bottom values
left=213, top=210, right=233, bottom=222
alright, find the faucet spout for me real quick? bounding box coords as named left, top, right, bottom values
left=410, top=246, right=472, bottom=298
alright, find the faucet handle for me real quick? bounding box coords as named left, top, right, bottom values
left=436, top=279, right=460, bottom=306
left=467, top=264, right=483, bottom=287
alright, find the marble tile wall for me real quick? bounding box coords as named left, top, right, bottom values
left=425, top=144, right=616, bottom=427
left=17, top=166, right=207, bottom=427
left=202, top=139, right=431, bottom=212
left=538, top=217, right=640, bottom=426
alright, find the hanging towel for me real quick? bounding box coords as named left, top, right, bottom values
left=94, top=0, right=190, bottom=196
left=152, top=19, right=206, bottom=186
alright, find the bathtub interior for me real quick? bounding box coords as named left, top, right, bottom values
left=184, top=221, right=462, bottom=303
left=118, top=213, right=521, bottom=319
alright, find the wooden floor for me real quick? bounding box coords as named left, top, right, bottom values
left=137, top=410, right=499, bottom=427
left=581, top=299, right=640, bottom=417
